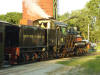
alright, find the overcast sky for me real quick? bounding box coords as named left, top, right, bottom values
left=0, top=0, right=90, bottom=15
left=58, top=0, right=90, bottom=15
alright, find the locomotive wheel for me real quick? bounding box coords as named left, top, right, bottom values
left=40, top=52, right=48, bottom=60
left=76, top=50, right=79, bottom=56
left=45, top=52, right=48, bottom=60
left=32, top=56, right=34, bottom=61
left=40, top=53, right=44, bottom=61
left=79, top=48, right=82, bottom=56
left=77, top=48, right=87, bottom=56
left=34, top=53, right=38, bottom=60
left=80, top=49, right=82, bottom=55
left=83, top=50, right=86, bottom=55
left=21, top=54, right=26, bottom=63
left=61, top=49, right=67, bottom=58
left=21, top=53, right=29, bottom=63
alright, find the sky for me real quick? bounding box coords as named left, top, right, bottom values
left=0, top=0, right=90, bottom=15
left=58, top=0, right=90, bottom=15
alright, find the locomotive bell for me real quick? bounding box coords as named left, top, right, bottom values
left=70, top=27, right=77, bottom=32
left=73, top=27, right=77, bottom=31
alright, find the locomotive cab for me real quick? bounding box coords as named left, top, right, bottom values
left=32, top=19, right=67, bottom=58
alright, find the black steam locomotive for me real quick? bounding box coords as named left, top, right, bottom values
left=0, top=19, right=89, bottom=66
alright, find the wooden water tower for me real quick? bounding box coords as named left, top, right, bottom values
left=20, top=0, right=57, bottom=25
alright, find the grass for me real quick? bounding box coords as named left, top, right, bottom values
left=82, top=56, right=100, bottom=74
left=96, top=46, right=100, bottom=51
left=57, top=55, right=100, bottom=75
left=96, top=43, right=100, bottom=51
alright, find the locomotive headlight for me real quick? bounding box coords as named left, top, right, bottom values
left=75, top=43, right=78, bottom=46
left=42, top=48, right=46, bottom=52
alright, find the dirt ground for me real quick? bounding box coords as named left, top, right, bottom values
left=0, top=58, right=82, bottom=75
left=0, top=58, right=86, bottom=75
left=0, top=52, right=100, bottom=75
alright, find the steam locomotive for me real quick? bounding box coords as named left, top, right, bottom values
left=0, top=19, right=89, bottom=66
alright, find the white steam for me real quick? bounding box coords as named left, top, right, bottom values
left=23, top=0, right=50, bottom=19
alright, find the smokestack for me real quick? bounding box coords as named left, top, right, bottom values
left=20, top=0, right=56, bottom=25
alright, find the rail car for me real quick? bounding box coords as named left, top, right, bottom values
left=0, top=19, right=90, bottom=66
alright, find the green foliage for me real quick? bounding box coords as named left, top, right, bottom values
left=58, top=0, right=100, bottom=42
left=57, top=13, right=70, bottom=22
left=0, top=15, right=6, bottom=21
left=86, top=0, right=100, bottom=42
left=82, top=56, right=100, bottom=74
left=86, top=0, right=100, bottom=16
left=58, top=55, right=100, bottom=74
left=61, top=27, right=67, bottom=35
left=96, top=43, right=100, bottom=50
left=0, top=12, right=22, bottom=24
left=57, top=56, right=95, bottom=66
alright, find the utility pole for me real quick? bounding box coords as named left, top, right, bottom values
left=98, top=2, right=100, bottom=22
left=53, top=0, right=57, bottom=19
left=88, top=24, right=89, bottom=41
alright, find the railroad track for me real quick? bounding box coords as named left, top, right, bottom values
left=0, top=51, right=98, bottom=71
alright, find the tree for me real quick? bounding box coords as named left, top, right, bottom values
left=86, top=0, right=100, bottom=16
left=0, top=14, right=6, bottom=21
left=86, top=0, right=100, bottom=42
left=58, top=0, right=100, bottom=42
left=0, top=12, right=22, bottom=24
left=57, top=12, right=70, bottom=22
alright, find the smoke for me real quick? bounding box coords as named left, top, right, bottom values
left=23, top=0, right=50, bottom=19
